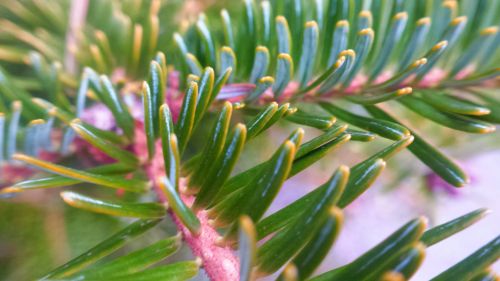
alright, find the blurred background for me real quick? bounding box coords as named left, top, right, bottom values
left=0, top=0, right=499, bottom=280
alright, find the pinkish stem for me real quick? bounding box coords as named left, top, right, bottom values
left=64, top=0, right=89, bottom=75
left=172, top=196, right=240, bottom=280
left=134, top=124, right=240, bottom=281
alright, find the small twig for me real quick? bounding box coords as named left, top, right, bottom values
left=64, top=0, right=89, bottom=75
left=134, top=124, right=240, bottom=281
